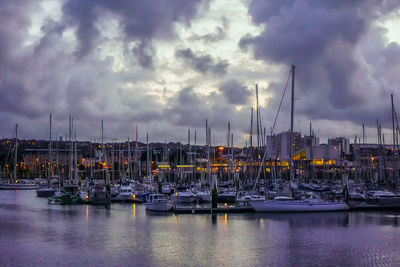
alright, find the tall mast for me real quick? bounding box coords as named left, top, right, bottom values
left=289, top=65, right=296, bottom=180
left=101, top=120, right=104, bottom=144
left=392, top=94, right=396, bottom=155
left=250, top=108, right=253, bottom=148
left=205, top=119, right=210, bottom=185
left=188, top=129, right=191, bottom=165
left=194, top=130, right=197, bottom=183
left=227, top=121, right=231, bottom=180
left=362, top=123, right=366, bottom=144
left=74, top=130, right=78, bottom=180
left=128, top=137, right=132, bottom=180
left=135, top=127, right=139, bottom=179
left=256, top=84, right=260, bottom=149
left=146, top=133, right=150, bottom=183
left=13, top=124, right=18, bottom=181
left=56, top=133, right=59, bottom=187
left=48, top=114, right=52, bottom=180
left=69, top=116, right=73, bottom=183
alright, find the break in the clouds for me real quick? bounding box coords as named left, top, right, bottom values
left=1, top=0, right=400, bottom=145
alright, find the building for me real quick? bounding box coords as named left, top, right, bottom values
left=328, top=137, right=350, bottom=155
left=266, top=131, right=302, bottom=160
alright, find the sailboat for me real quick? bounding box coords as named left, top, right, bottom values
left=88, top=120, right=111, bottom=205
left=37, top=114, right=56, bottom=197
left=48, top=116, right=88, bottom=204
left=347, top=95, right=400, bottom=209
left=249, top=65, right=349, bottom=212
left=0, top=124, right=36, bottom=190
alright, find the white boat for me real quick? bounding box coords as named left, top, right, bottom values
left=250, top=196, right=349, bottom=212
left=347, top=190, right=400, bottom=209
left=113, top=184, right=141, bottom=202
left=171, top=187, right=195, bottom=203
left=197, top=190, right=211, bottom=202
left=0, top=181, right=37, bottom=190
left=236, top=191, right=266, bottom=203
left=146, top=194, right=173, bottom=211
left=161, top=184, right=172, bottom=194
left=0, top=125, right=36, bottom=190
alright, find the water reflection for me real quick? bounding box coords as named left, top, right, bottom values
left=1, top=191, right=400, bottom=267
left=255, top=212, right=350, bottom=228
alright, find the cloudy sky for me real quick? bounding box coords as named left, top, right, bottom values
left=1, top=0, right=400, bottom=145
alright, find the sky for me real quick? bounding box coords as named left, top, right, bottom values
left=1, top=0, right=400, bottom=146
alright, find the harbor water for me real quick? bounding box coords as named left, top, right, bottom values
left=1, top=190, right=400, bottom=266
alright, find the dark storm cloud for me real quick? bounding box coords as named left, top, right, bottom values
left=219, top=79, right=250, bottom=105
left=132, top=40, right=154, bottom=69
left=163, top=86, right=251, bottom=140
left=0, top=0, right=40, bottom=118
left=175, top=48, right=229, bottom=75
left=61, top=0, right=205, bottom=66
left=241, top=0, right=400, bottom=129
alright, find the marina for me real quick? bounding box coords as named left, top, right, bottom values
left=1, top=190, right=400, bottom=266
left=3, top=0, right=400, bottom=266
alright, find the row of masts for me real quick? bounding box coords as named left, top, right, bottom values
left=3, top=65, right=400, bottom=188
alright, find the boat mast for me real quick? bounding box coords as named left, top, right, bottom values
left=74, top=130, right=78, bottom=180
left=289, top=65, right=295, bottom=181
left=146, top=133, right=151, bottom=184
left=256, top=85, right=260, bottom=150
left=362, top=123, right=366, bottom=144
left=69, top=116, right=73, bottom=183
left=250, top=108, right=253, bottom=148
left=206, top=119, right=210, bottom=185
left=194, top=130, right=197, bottom=184
left=227, top=121, right=230, bottom=181
left=188, top=129, right=191, bottom=183
left=48, top=113, right=52, bottom=181
left=13, top=124, right=18, bottom=182
left=56, top=133, right=59, bottom=187
left=135, top=126, right=139, bottom=180
left=128, top=137, right=132, bottom=180
left=392, top=94, right=396, bottom=157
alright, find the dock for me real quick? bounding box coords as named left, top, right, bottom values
left=173, top=206, right=254, bottom=214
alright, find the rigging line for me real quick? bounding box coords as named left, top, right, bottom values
left=271, top=69, right=292, bottom=133
left=2, top=126, right=16, bottom=178
left=253, top=67, right=292, bottom=192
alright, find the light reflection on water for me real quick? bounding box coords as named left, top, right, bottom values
left=1, top=191, right=400, bottom=266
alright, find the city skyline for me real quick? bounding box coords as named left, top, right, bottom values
left=2, top=0, right=400, bottom=145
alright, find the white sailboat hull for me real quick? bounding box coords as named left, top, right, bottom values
left=250, top=200, right=349, bottom=212
left=171, top=194, right=195, bottom=203
left=0, top=183, right=36, bottom=190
